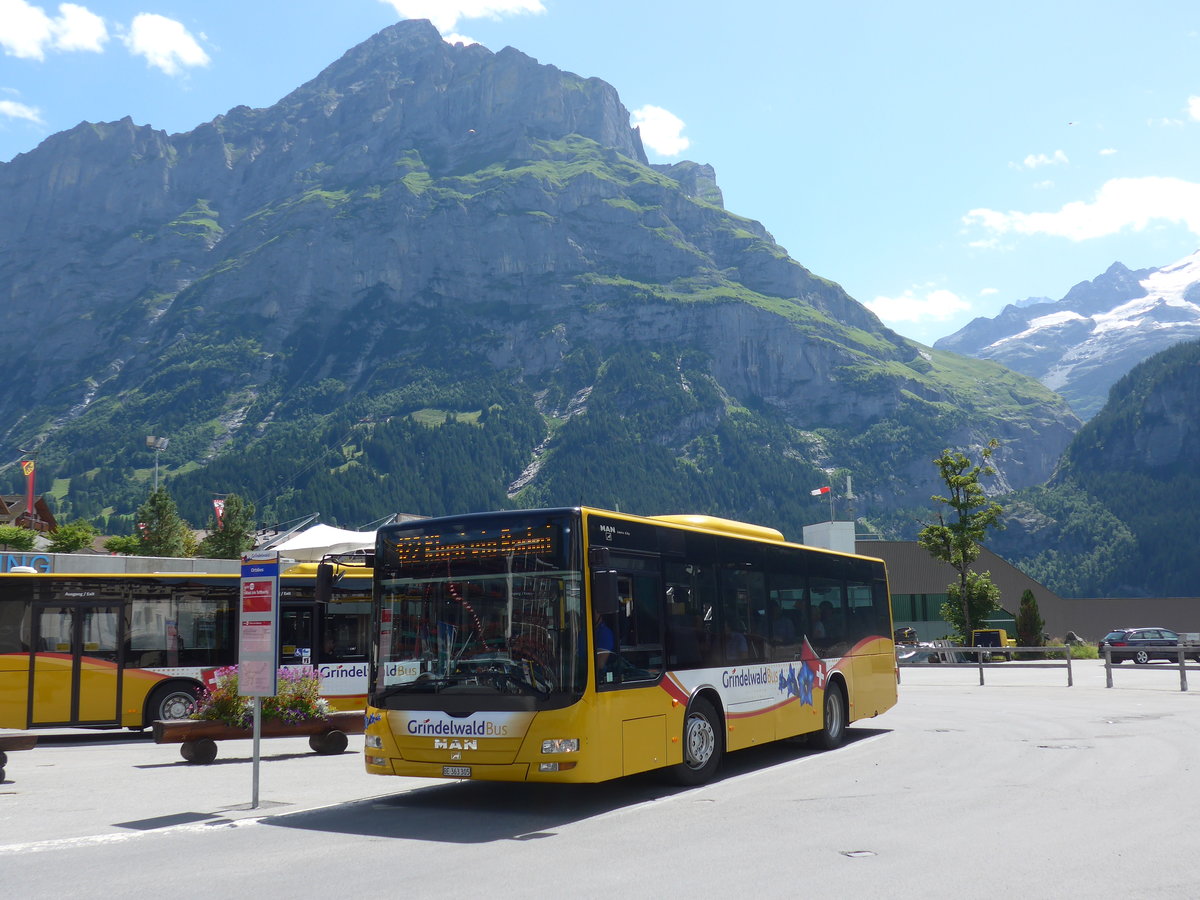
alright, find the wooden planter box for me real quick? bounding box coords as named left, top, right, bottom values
left=0, top=734, right=38, bottom=782
left=152, top=710, right=364, bottom=764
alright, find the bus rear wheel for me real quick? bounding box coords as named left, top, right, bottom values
left=816, top=683, right=846, bottom=751
left=146, top=683, right=199, bottom=725
left=670, top=697, right=723, bottom=785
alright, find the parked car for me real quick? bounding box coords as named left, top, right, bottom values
left=1098, top=627, right=1200, bottom=664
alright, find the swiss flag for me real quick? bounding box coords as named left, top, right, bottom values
left=810, top=486, right=830, bottom=496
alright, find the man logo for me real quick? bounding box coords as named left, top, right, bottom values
left=434, top=738, right=478, bottom=751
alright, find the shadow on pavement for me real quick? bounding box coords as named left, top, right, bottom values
left=263, top=727, right=887, bottom=844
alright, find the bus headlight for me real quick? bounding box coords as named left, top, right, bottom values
left=541, top=738, right=579, bottom=754
left=365, top=734, right=384, bottom=749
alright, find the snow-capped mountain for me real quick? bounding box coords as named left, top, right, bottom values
left=935, top=250, right=1200, bottom=419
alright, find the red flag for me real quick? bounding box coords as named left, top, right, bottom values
left=21, top=460, right=35, bottom=514
left=809, top=486, right=830, bottom=496
left=213, top=498, right=225, bottom=527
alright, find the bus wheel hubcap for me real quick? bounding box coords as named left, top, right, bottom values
left=685, top=714, right=715, bottom=768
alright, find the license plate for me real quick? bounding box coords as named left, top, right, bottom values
left=442, top=766, right=471, bottom=778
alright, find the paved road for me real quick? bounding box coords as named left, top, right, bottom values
left=3, top=659, right=1198, bottom=898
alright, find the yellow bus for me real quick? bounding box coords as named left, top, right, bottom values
left=0, top=565, right=373, bottom=730
left=362, top=507, right=897, bottom=784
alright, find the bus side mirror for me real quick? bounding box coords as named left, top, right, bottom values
left=592, top=569, right=619, bottom=616
left=315, top=563, right=334, bottom=605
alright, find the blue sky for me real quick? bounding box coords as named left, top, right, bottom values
left=3, top=0, right=1199, bottom=345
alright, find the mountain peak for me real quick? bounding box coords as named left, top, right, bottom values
left=936, top=251, right=1200, bottom=419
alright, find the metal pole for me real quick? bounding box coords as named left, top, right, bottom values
left=1179, top=648, right=1188, bottom=693
left=1066, top=647, right=1073, bottom=687
left=1104, top=647, right=1113, bottom=688
left=252, top=696, right=262, bottom=808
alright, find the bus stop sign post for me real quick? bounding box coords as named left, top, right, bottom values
left=239, top=551, right=280, bottom=809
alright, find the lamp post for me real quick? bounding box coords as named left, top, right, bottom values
left=146, top=436, right=169, bottom=491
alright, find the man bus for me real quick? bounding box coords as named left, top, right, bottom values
left=363, top=507, right=896, bottom=784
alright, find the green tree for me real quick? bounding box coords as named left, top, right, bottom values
left=918, top=440, right=1005, bottom=643
left=198, top=494, right=257, bottom=559
left=47, top=520, right=100, bottom=553
left=103, top=534, right=143, bottom=555
left=939, top=571, right=1001, bottom=643
left=1016, top=588, right=1045, bottom=648
left=0, top=525, right=37, bottom=551
left=135, top=487, right=193, bottom=558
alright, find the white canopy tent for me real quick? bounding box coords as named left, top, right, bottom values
left=269, top=523, right=376, bottom=561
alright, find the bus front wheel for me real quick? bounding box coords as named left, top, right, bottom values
left=670, top=697, right=723, bottom=786
left=816, top=683, right=846, bottom=751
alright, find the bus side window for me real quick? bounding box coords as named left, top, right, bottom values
left=614, top=574, right=663, bottom=682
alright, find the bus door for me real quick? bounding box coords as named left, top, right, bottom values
left=279, top=601, right=316, bottom=666
left=599, top=556, right=665, bottom=687
left=29, top=601, right=124, bottom=726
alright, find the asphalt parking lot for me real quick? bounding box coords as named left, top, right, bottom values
left=2, top=657, right=1197, bottom=853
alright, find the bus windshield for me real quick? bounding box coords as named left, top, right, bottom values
left=372, top=512, right=584, bottom=710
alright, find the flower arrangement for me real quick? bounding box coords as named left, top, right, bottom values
left=189, top=665, right=330, bottom=728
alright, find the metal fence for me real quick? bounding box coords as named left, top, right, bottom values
left=1101, top=645, right=1199, bottom=692
left=897, top=644, right=1074, bottom=686
left=897, top=643, right=1200, bottom=692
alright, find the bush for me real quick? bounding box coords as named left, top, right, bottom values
left=190, top=665, right=330, bottom=727
left=1046, top=638, right=1098, bottom=660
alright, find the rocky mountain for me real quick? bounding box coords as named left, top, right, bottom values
left=994, top=337, right=1200, bottom=597
left=935, top=251, right=1200, bottom=420
left=0, top=19, right=1078, bottom=539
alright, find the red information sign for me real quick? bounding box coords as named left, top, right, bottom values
left=239, top=553, right=280, bottom=697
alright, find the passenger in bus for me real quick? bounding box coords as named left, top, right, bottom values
left=765, top=600, right=796, bottom=644
left=813, top=601, right=837, bottom=639
left=724, top=619, right=748, bottom=660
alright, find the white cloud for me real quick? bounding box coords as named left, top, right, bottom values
left=54, top=3, right=106, bottom=51
left=380, top=1, right=546, bottom=34
left=631, top=104, right=690, bottom=156
left=1189, top=96, right=1200, bottom=121
left=0, top=0, right=107, bottom=59
left=0, top=98, right=44, bottom=123
left=980, top=287, right=999, bottom=296
left=123, top=13, right=209, bottom=76
left=964, top=176, right=1200, bottom=241
left=1099, top=148, right=1117, bottom=155
left=442, top=32, right=481, bottom=46
left=865, top=286, right=971, bottom=325
left=1021, top=150, right=1069, bottom=169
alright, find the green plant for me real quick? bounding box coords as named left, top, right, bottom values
left=47, top=519, right=99, bottom=553
left=0, top=525, right=37, bottom=551
left=190, top=665, right=330, bottom=727
left=918, top=440, right=1004, bottom=642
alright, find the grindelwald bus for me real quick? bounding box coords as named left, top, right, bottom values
left=362, top=507, right=897, bottom=784
left=0, top=562, right=372, bottom=730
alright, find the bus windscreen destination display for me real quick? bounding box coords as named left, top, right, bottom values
left=385, top=525, right=557, bottom=565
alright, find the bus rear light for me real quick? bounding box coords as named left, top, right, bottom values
left=541, top=738, right=579, bottom=754
left=365, top=755, right=387, bottom=767
left=538, top=761, right=577, bottom=772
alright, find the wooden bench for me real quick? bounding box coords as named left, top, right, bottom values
left=152, top=710, right=364, bottom=764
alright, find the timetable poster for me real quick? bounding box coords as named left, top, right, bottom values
left=239, top=552, right=280, bottom=697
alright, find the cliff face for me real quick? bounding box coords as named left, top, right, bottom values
left=0, top=19, right=1077, bottom=532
